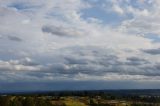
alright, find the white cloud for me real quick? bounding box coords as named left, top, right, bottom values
left=0, top=58, right=41, bottom=71
left=113, top=0, right=160, bottom=36
left=112, top=4, right=124, bottom=15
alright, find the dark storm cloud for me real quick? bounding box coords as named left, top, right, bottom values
left=7, top=35, right=22, bottom=42
left=142, top=48, right=160, bottom=55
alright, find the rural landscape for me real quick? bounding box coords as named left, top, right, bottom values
left=1, top=90, right=160, bottom=106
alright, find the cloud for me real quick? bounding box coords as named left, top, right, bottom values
left=0, top=45, right=159, bottom=82
left=0, top=0, right=160, bottom=87
left=7, top=1, right=42, bottom=11
left=7, top=35, right=22, bottom=42
left=125, top=57, right=149, bottom=65
left=42, top=25, right=84, bottom=37
left=0, top=57, right=41, bottom=72
left=112, top=4, right=124, bottom=15
left=116, top=0, right=160, bottom=37
left=12, top=46, right=159, bottom=81
left=0, top=35, right=2, bottom=39
left=142, top=48, right=160, bottom=55
left=101, top=0, right=160, bottom=37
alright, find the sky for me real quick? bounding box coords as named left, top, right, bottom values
left=1, top=0, right=160, bottom=91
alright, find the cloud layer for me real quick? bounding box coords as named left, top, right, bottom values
left=0, top=0, right=160, bottom=89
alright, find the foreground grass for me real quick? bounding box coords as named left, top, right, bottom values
left=64, top=98, right=87, bottom=106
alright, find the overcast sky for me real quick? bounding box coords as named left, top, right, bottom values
left=1, top=0, right=160, bottom=91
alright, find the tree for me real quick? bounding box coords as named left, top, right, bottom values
left=0, top=96, right=11, bottom=106
left=10, top=98, right=22, bottom=106
left=35, top=98, right=49, bottom=106
left=22, top=97, right=35, bottom=106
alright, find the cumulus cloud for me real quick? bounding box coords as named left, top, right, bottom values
left=100, top=0, right=160, bottom=37
left=0, top=57, right=41, bottom=72
left=116, top=0, right=160, bottom=36
left=112, top=4, right=124, bottom=15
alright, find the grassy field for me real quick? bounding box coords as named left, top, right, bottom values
left=50, top=97, right=88, bottom=106
left=64, top=99, right=87, bottom=106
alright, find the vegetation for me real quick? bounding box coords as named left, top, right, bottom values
left=1, top=90, right=160, bottom=106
